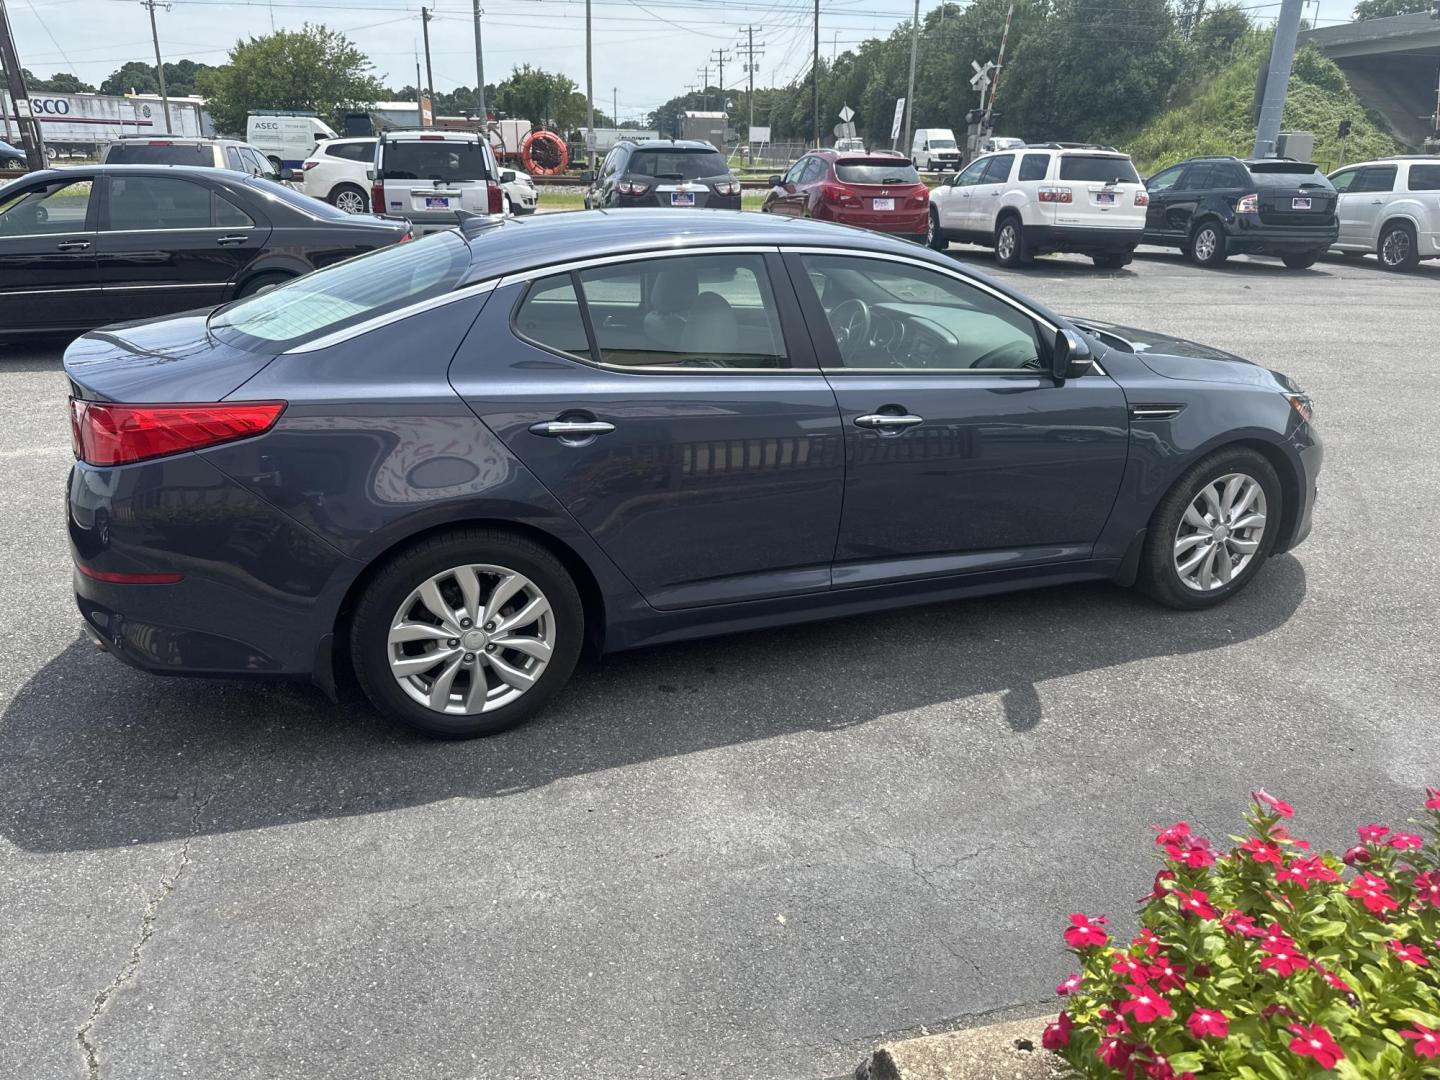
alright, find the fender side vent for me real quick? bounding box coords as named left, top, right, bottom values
left=1129, top=403, right=1186, bottom=421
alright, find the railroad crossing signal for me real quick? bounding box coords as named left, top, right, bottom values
left=970, top=59, right=995, bottom=90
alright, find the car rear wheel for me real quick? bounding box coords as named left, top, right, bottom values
left=1091, top=251, right=1130, bottom=270
left=502, top=192, right=513, bottom=217
left=994, top=217, right=1029, bottom=268
left=1378, top=221, right=1419, bottom=272
left=1281, top=250, right=1322, bottom=270
left=1188, top=221, right=1227, bottom=267
left=350, top=529, right=584, bottom=738
left=330, top=184, right=369, bottom=214
left=927, top=207, right=946, bottom=250
left=1138, top=447, right=1282, bottom=610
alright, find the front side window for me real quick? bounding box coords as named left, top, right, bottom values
left=1018, top=153, right=1050, bottom=182
left=1145, top=164, right=1184, bottom=193
left=798, top=254, right=1044, bottom=372
left=784, top=158, right=810, bottom=184
left=207, top=230, right=471, bottom=352
left=107, top=176, right=213, bottom=230
left=1409, top=164, right=1440, bottom=192
left=954, top=159, right=989, bottom=188
left=1179, top=164, right=1214, bottom=190
left=0, top=178, right=93, bottom=235
left=982, top=154, right=1015, bottom=184
left=1058, top=155, right=1140, bottom=184
left=1328, top=168, right=1359, bottom=193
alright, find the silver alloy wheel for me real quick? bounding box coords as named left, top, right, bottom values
left=997, top=223, right=1016, bottom=261
left=387, top=563, right=555, bottom=715
left=1173, top=472, right=1267, bottom=592
left=927, top=209, right=937, bottom=245
left=1193, top=227, right=1217, bottom=262
left=1381, top=227, right=1411, bottom=267
left=334, top=188, right=367, bottom=214
left=503, top=193, right=512, bottom=217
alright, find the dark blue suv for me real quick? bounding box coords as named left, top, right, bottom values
left=65, top=210, right=1321, bottom=737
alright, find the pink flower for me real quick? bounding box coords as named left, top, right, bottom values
left=1165, top=839, right=1216, bottom=869
left=1341, top=845, right=1371, bottom=866
left=1413, top=871, right=1440, bottom=907
left=1118, top=982, right=1173, bottom=1024
left=1388, top=939, right=1428, bottom=966
left=1140, top=868, right=1176, bottom=902
left=1221, top=910, right=1262, bottom=938
left=1388, top=832, right=1423, bottom=851
left=1187, top=1008, right=1228, bottom=1039
left=1098, top=1037, right=1134, bottom=1070
left=1154, top=822, right=1191, bottom=846
left=1425, top=787, right=1440, bottom=810
left=1401, top=1024, right=1440, bottom=1060
left=1173, top=888, right=1218, bottom=920
left=1348, top=873, right=1398, bottom=914
left=1276, top=855, right=1340, bottom=890
left=1055, top=973, right=1082, bottom=996
left=1064, top=912, right=1109, bottom=949
left=1146, top=956, right=1186, bottom=992
left=1260, top=948, right=1310, bottom=977
left=1041, top=1011, right=1072, bottom=1050
left=1357, top=824, right=1390, bottom=844
left=1241, top=837, right=1285, bottom=865
left=1288, top=1024, right=1345, bottom=1070
left=1271, top=825, right=1310, bottom=849
left=1135, top=928, right=1162, bottom=957
left=1259, top=923, right=1298, bottom=953
left=1315, top=963, right=1352, bottom=994
left=1098, top=1006, right=1130, bottom=1036
left=1111, top=954, right=1148, bottom=979
left=1255, top=789, right=1295, bottom=818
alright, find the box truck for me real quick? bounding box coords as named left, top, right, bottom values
left=0, top=92, right=209, bottom=159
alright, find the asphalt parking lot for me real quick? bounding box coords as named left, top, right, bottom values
left=2, top=246, right=1437, bottom=1080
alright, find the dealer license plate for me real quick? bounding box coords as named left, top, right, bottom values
left=423, top=196, right=451, bottom=209
left=872, top=198, right=894, bottom=211
left=670, top=192, right=695, bottom=206
left=1293, top=197, right=1312, bottom=210
left=1096, top=191, right=1116, bottom=205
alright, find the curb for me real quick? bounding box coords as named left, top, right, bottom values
left=855, top=1016, right=1065, bottom=1080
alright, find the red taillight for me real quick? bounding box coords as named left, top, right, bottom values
left=713, top=180, right=741, bottom=196
left=372, top=178, right=385, bottom=209
left=1038, top=187, right=1073, bottom=204
left=820, top=183, right=862, bottom=208
left=1135, top=190, right=1149, bottom=206
left=302, top=160, right=319, bottom=171
left=398, top=231, right=413, bottom=243
left=419, top=134, right=445, bottom=140
left=147, top=140, right=173, bottom=147
left=1236, top=192, right=1259, bottom=214
left=76, top=564, right=184, bottom=585
left=69, top=399, right=286, bottom=466
left=487, top=180, right=502, bottom=215
left=617, top=180, right=651, bottom=196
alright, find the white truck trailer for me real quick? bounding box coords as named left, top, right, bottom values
left=0, top=92, right=210, bottom=159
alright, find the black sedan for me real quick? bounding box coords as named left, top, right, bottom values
left=0, top=164, right=411, bottom=338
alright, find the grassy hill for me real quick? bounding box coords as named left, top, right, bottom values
left=1124, top=36, right=1402, bottom=173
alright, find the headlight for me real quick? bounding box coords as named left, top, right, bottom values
left=1286, top=393, right=1314, bottom=424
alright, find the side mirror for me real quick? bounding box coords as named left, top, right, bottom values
left=500, top=169, right=516, bottom=183
left=1052, top=327, right=1094, bottom=381
left=366, top=168, right=376, bottom=181
left=580, top=170, right=595, bottom=183
left=768, top=174, right=783, bottom=187
left=279, top=167, right=296, bottom=182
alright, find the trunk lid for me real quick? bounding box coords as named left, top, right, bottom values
left=1245, top=161, right=1336, bottom=226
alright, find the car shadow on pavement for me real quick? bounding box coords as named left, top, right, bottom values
left=0, top=556, right=1305, bottom=853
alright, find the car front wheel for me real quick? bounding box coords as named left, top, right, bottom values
left=351, top=529, right=584, bottom=738
left=1139, top=447, right=1282, bottom=610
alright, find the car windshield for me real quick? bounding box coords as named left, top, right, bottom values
left=207, top=230, right=470, bottom=351
left=835, top=161, right=921, bottom=185
left=105, top=142, right=214, bottom=166
left=244, top=176, right=350, bottom=219
left=927, top=138, right=957, bottom=149
left=382, top=141, right=489, bottom=182
left=1058, top=155, right=1140, bottom=183
left=627, top=149, right=729, bottom=180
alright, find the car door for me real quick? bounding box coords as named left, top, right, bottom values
left=1350, top=165, right=1398, bottom=249
left=971, top=153, right=1015, bottom=234
left=1142, top=164, right=1186, bottom=240
left=784, top=250, right=1128, bottom=580
left=1162, top=164, right=1210, bottom=237
left=945, top=158, right=990, bottom=233
left=1407, top=162, right=1440, bottom=242
left=450, top=250, right=846, bottom=610
left=1327, top=167, right=1363, bottom=246
left=770, top=157, right=810, bottom=217
left=0, top=174, right=102, bottom=334
left=95, top=173, right=271, bottom=322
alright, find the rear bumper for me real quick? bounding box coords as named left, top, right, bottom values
left=615, top=193, right=742, bottom=210
left=817, top=207, right=928, bottom=235
left=1228, top=219, right=1337, bottom=254
left=1023, top=223, right=1142, bottom=254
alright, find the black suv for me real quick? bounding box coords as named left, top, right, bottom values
left=584, top=139, right=741, bottom=210
left=1142, top=156, right=1338, bottom=269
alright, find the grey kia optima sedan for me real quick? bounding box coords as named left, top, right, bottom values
left=65, top=210, right=1321, bottom=737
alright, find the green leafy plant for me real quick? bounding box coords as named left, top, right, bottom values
left=1046, top=790, right=1440, bottom=1078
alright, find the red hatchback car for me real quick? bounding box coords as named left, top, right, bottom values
left=762, top=150, right=929, bottom=241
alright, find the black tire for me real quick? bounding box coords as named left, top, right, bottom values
left=1138, top=446, right=1283, bottom=610
left=1281, top=250, right=1322, bottom=270
left=236, top=271, right=294, bottom=298
left=328, top=183, right=370, bottom=214
left=1378, top=220, right=1420, bottom=273
left=927, top=206, right=946, bottom=250
left=1092, top=251, right=1131, bottom=270
left=994, top=215, right=1029, bottom=268
left=1188, top=220, right=1227, bottom=267
left=350, top=529, right=584, bottom=738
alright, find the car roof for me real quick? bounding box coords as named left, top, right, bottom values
left=383, top=129, right=484, bottom=141
left=22, top=164, right=246, bottom=179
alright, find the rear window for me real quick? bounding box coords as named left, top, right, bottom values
left=244, top=176, right=349, bottom=220
left=1246, top=162, right=1329, bottom=186
left=1058, top=155, right=1140, bottom=184
left=207, top=231, right=470, bottom=351
left=381, top=140, right=490, bottom=182
left=627, top=149, right=729, bottom=180
left=834, top=160, right=920, bottom=184
left=105, top=142, right=214, bottom=166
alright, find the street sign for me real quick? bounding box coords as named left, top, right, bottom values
left=838, top=104, right=854, bottom=123
left=890, top=98, right=905, bottom=141
left=970, top=59, right=995, bottom=90
left=833, top=121, right=857, bottom=139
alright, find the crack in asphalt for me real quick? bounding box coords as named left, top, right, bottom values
left=75, top=789, right=214, bottom=1080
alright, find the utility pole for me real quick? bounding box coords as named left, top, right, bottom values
left=0, top=0, right=45, bottom=168
left=415, top=57, right=425, bottom=126
left=585, top=0, right=594, bottom=168
left=812, top=0, right=820, bottom=147
left=142, top=0, right=172, bottom=133
left=613, top=86, right=617, bottom=128
left=903, top=0, right=918, bottom=152
left=472, top=0, right=486, bottom=124
left=1253, top=0, right=1305, bottom=157
left=710, top=47, right=731, bottom=114
left=697, top=64, right=709, bottom=110
left=984, top=0, right=1015, bottom=135
left=421, top=7, right=435, bottom=105
left=738, top=25, right=765, bottom=142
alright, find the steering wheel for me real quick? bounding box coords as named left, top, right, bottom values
left=828, top=298, right=871, bottom=357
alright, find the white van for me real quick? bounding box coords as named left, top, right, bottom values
left=911, top=128, right=961, bottom=172
left=245, top=113, right=339, bottom=172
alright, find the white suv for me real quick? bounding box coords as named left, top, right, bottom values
left=371, top=130, right=502, bottom=233
left=928, top=144, right=1148, bottom=269
left=1328, top=156, right=1440, bottom=272
left=301, top=136, right=376, bottom=214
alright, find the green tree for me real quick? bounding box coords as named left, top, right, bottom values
left=195, top=24, right=384, bottom=134
left=99, top=59, right=212, bottom=97
left=1351, top=0, right=1430, bottom=18
left=23, top=70, right=95, bottom=93
left=1190, top=6, right=1254, bottom=61
left=493, top=65, right=583, bottom=131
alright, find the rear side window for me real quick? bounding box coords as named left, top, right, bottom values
left=327, top=142, right=374, bottom=162
left=382, top=140, right=490, bottom=182
left=1409, top=164, right=1440, bottom=191
left=626, top=149, right=729, bottom=180
left=105, top=142, right=214, bottom=166
left=515, top=275, right=590, bottom=357
left=107, top=176, right=213, bottom=230
left=982, top=154, right=1015, bottom=183
left=834, top=160, right=920, bottom=184
left=1058, top=155, right=1140, bottom=184
left=1018, top=154, right=1050, bottom=182
left=207, top=230, right=471, bottom=351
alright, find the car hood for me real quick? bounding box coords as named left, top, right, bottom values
left=1066, top=316, right=1300, bottom=392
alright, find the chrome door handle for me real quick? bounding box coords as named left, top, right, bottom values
left=854, top=413, right=923, bottom=429
left=56, top=240, right=91, bottom=251
left=1370, top=199, right=1384, bottom=205
left=216, top=234, right=249, bottom=245
left=528, top=420, right=616, bottom=438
